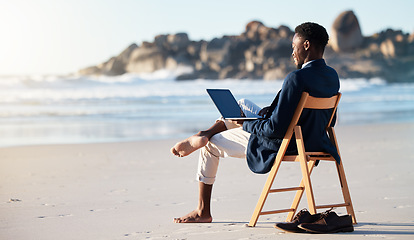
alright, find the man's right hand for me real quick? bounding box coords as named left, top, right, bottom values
left=258, top=106, right=271, bottom=117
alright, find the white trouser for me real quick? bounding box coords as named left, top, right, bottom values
left=197, top=99, right=262, bottom=184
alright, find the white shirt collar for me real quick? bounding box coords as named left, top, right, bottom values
left=301, top=60, right=316, bottom=69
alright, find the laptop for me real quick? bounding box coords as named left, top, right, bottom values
left=206, top=89, right=262, bottom=120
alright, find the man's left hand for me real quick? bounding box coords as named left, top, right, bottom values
left=229, top=119, right=244, bottom=127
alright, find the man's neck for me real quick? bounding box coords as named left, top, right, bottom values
left=303, top=49, right=324, bottom=66
left=301, top=59, right=321, bottom=68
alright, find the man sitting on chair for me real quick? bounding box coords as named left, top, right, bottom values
left=171, top=22, right=340, bottom=223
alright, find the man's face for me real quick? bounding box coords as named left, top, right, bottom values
left=292, top=33, right=307, bottom=69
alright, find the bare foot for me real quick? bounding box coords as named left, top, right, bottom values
left=173, top=210, right=212, bottom=223
left=171, top=133, right=209, bottom=157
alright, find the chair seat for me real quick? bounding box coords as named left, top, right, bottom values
left=283, top=152, right=336, bottom=162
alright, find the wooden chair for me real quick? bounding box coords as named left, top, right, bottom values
left=248, top=92, right=356, bottom=227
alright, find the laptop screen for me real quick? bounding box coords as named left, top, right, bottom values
left=206, top=89, right=244, bottom=118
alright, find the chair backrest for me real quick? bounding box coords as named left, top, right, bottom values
left=284, top=92, right=341, bottom=140
left=303, top=93, right=341, bottom=129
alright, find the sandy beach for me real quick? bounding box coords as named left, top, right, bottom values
left=1, top=122, right=413, bottom=240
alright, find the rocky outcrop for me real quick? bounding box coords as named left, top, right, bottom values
left=325, top=26, right=414, bottom=81
left=79, top=43, right=138, bottom=76
left=79, top=11, right=414, bottom=82
left=126, top=43, right=167, bottom=73
left=330, top=10, right=363, bottom=52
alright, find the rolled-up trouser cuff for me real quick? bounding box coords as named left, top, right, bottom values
left=197, top=175, right=216, bottom=185
left=196, top=128, right=250, bottom=185
left=196, top=141, right=220, bottom=184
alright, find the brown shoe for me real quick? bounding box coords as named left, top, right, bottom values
left=274, top=209, right=321, bottom=233
left=298, top=210, right=354, bottom=234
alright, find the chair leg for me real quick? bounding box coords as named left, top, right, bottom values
left=299, top=156, right=317, bottom=215
left=248, top=151, right=285, bottom=227
left=286, top=160, right=317, bottom=221
left=294, top=126, right=317, bottom=215
left=336, top=161, right=357, bottom=224
left=328, top=127, right=357, bottom=224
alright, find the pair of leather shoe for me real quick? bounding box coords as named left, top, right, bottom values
left=274, top=209, right=354, bottom=234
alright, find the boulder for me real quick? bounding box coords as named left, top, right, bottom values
left=165, top=52, right=192, bottom=69
left=245, top=59, right=256, bottom=72
left=278, top=25, right=292, bottom=39
left=258, top=26, right=279, bottom=41
left=154, top=34, right=168, bottom=49
left=105, top=43, right=138, bottom=75
left=244, top=21, right=265, bottom=41
left=187, top=41, right=204, bottom=58
left=78, top=43, right=138, bottom=75
left=126, top=47, right=166, bottom=73
left=380, top=39, right=397, bottom=58
left=176, top=70, right=218, bottom=80
left=244, top=21, right=292, bottom=42
left=154, top=33, right=190, bottom=52
left=219, top=66, right=238, bottom=79
left=264, top=68, right=285, bottom=80
left=380, top=38, right=408, bottom=58
left=408, top=32, right=414, bottom=55
left=263, top=59, right=295, bottom=80
left=78, top=65, right=101, bottom=75
left=99, top=57, right=126, bottom=75
left=167, top=33, right=190, bottom=52
left=257, top=39, right=292, bottom=59
left=200, top=38, right=231, bottom=70
left=118, top=43, right=138, bottom=63
left=330, top=10, right=363, bottom=52
left=226, top=37, right=250, bottom=67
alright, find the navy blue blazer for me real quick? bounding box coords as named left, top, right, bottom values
left=243, top=59, right=340, bottom=174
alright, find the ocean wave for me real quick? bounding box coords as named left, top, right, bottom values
left=0, top=69, right=386, bottom=87
left=0, top=72, right=407, bottom=105
left=339, top=77, right=386, bottom=92
left=0, top=76, right=283, bottom=104
left=0, top=66, right=194, bottom=86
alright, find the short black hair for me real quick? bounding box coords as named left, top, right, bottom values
left=295, top=22, right=329, bottom=50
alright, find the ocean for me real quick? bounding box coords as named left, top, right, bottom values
left=1, top=68, right=413, bottom=147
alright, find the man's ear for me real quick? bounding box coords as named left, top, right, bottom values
left=303, top=40, right=310, bottom=51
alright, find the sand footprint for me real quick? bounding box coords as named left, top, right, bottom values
left=37, top=213, right=73, bottom=219
left=123, top=231, right=152, bottom=237
left=395, top=205, right=412, bottom=209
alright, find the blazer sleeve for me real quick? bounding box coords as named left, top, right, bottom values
left=243, top=72, right=304, bottom=139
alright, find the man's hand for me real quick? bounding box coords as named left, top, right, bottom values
left=229, top=119, right=244, bottom=127
left=258, top=106, right=271, bottom=117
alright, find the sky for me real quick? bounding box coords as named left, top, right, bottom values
left=0, top=0, right=413, bottom=76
